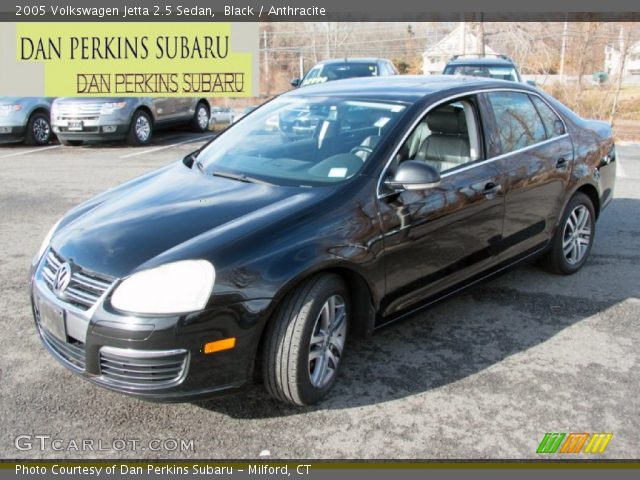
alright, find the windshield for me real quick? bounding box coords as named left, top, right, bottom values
left=301, top=63, right=379, bottom=86
left=445, top=65, right=519, bottom=82
left=196, top=96, right=407, bottom=187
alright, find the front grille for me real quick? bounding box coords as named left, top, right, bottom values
left=99, top=348, right=189, bottom=389
left=54, top=103, right=103, bottom=118
left=39, top=326, right=86, bottom=371
left=41, top=250, right=113, bottom=311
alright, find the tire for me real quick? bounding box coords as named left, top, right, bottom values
left=127, top=110, right=153, bottom=146
left=262, top=273, right=350, bottom=406
left=59, top=139, right=83, bottom=146
left=191, top=102, right=210, bottom=133
left=541, top=192, right=596, bottom=275
left=24, top=112, right=51, bottom=146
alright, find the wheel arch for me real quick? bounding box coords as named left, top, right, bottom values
left=196, top=98, right=210, bottom=109
left=132, top=105, right=154, bottom=125
left=252, top=262, right=377, bottom=382
left=575, top=183, right=601, bottom=220
left=28, top=106, right=51, bottom=120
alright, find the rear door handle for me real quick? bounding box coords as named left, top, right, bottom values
left=482, top=182, right=502, bottom=197
left=555, top=158, right=568, bottom=169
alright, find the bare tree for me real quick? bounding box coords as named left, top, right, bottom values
left=610, top=25, right=633, bottom=125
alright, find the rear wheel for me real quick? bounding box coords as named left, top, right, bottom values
left=127, top=110, right=153, bottom=145
left=262, top=274, right=349, bottom=406
left=542, top=192, right=595, bottom=275
left=191, top=102, right=210, bottom=132
left=24, top=112, right=51, bottom=146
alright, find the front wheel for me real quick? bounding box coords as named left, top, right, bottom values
left=127, top=110, right=153, bottom=146
left=24, top=112, right=51, bottom=146
left=541, top=192, right=596, bottom=275
left=262, top=274, right=349, bottom=406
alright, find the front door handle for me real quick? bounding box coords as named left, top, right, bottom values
left=555, top=157, right=568, bottom=169
left=482, top=182, right=502, bottom=197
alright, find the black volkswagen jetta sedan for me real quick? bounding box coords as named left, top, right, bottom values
left=31, top=76, right=616, bottom=406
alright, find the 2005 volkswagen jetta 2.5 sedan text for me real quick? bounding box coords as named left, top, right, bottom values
left=30, top=76, right=616, bottom=406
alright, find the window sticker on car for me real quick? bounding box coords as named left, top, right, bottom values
left=328, top=168, right=348, bottom=178
left=303, top=77, right=328, bottom=85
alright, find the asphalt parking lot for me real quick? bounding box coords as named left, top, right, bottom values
left=0, top=134, right=638, bottom=459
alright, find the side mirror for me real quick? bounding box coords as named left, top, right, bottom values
left=526, top=79, right=537, bottom=87
left=182, top=150, right=199, bottom=168
left=384, top=161, right=441, bottom=192
left=290, top=78, right=301, bottom=88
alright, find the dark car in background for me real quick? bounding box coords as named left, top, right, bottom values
left=0, top=97, right=53, bottom=146
left=291, top=57, right=398, bottom=88
left=51, top=97, right=211, bottom=146
left=31, top=76, right=615, bottom=406
left=443, top=54, right=534, bottom=84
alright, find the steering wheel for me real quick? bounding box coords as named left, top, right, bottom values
left=350, top=146, right=374, bottom=158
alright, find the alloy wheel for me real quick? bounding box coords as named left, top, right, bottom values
left=308, top=294, right=347, bottom=389
left=33, top=117, right=50, bottom=144
left=197, top=106, right=209, bottom=130
left=562, top=204, right=592, bottom=265
left=135, top=116, right=151, bottom=142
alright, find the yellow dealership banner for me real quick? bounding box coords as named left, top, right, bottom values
left=12, top=22, right=258, bottom=97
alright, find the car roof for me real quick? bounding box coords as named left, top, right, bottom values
left=314, top=58, right=385, bottom=65
left=446, top=57, right=516, bottom=67
left=283, top=75, right=530, bottom=103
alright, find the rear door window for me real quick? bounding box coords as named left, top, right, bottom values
left=487, top=91, right=547, bottom=154
left=530, top=95, right=566, bottom=138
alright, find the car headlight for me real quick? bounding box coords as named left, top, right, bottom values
left=100, top=102, right=127, bottom=115
left=111, top=260, right=215, bottom=315
left=0, top=104, right=22, bottom=116
left=32, top=219, right=62, bottom=266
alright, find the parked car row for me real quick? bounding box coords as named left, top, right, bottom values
left=0, top=97, right=213, bottom=147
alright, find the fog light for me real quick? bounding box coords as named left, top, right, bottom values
left=204, top=338, right=236, bottom=354
left=102, top=125, right=117, bottom=133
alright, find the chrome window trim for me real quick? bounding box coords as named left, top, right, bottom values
left=376, top=87, right=570, bottom=198
left=440, top=133, right=570, bottom=178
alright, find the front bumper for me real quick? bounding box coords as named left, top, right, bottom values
left=53, top=123, right=129, bottom=141
left=0, top=125, right=26, bottom=143
left=30, top=249, right=270, bottom=402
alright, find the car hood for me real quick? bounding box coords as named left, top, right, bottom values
left=51, top=162, right=326, bottom=279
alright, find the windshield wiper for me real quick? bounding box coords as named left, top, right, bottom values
left=211, top=171, right=274, bottom=186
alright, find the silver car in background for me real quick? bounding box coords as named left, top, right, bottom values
left=51, top=97, right=211, bottom=146
left=209, top=106, right=235, bottom=125
left=0, top=97, right=53, bottom=146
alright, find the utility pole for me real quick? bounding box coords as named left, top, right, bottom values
left=299, top=50, right=304, bottom=78
left=477, top=14, right=485, bottom=56
left=559, top=19, right=568, bottom=81
left=460, top=21, right=467, bottom=55
left=263, top=30, right=269, bottom=96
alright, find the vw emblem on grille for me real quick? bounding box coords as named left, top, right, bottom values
left=53, top=262, right=72, bottom=295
